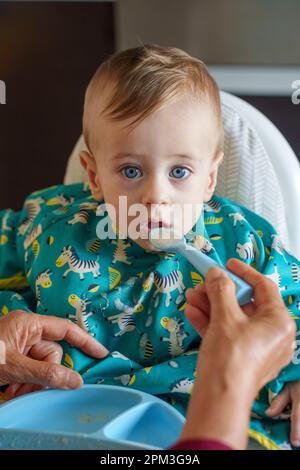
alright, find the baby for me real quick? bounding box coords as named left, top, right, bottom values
left=0, top=44, right=300, bottom=450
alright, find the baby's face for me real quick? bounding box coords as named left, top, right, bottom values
left=83, top=95, right=222, bottom=251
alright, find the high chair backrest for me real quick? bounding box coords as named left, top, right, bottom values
left=218, top=91, right=300, bottom=259
left=64, top=91, right=300, bottom=259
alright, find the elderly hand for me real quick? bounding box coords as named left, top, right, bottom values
left=180, top=258, right=296, bottom=449
left=0, top=311, right=109, bottom=397
left=185, top=258, right=296, bottom=394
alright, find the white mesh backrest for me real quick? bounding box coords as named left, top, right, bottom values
left=216, top=101, right=289, bottom=246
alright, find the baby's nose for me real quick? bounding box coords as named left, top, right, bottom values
left=141, top=178, right=170, bottom=206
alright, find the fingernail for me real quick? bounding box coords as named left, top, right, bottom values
left=0, top=340, right=6, bottom=364
left=195, top=283, right=204, bottom=291
left=207, top=268, right=223, bottom=282
left=292, top=440, right=300, bottom=448
left=100, top=346, right=109, bottom=356
left=66, top=372, right=82, bottom=389
left=93, top=344, right=109, bottom=358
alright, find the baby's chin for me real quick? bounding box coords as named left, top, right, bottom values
left=133, top=238, right=157, bottom=252
left=131, top=237, right=165, bottom=253
left=128, top=226, right=192, bottom=253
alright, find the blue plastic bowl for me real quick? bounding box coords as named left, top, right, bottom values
left=0, top=385, right=185, bottom=450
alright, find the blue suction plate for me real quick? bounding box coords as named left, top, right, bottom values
left=0, top=385, right=185, bottom=450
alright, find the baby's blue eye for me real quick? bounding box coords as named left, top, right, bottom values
left=122, top=166, right=142, bottom=179
left=170, top=167, right=190, bottom=179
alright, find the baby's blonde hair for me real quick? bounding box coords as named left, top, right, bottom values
left=83, top=44, right=224, bottom=157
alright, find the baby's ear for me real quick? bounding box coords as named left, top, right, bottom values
left=80, top=150, right=95, bottom=172
left=203, top=152, right=223, bottom=202
left=216, top=151, right=224, bottom=167
left=80, top=151, right=103, bottom=201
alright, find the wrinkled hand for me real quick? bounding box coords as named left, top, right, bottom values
left=266, top=381, right=300, bottom=447
left=185, top=258, right=296, bottom=398
left=0, top=310, right=109, bottom=398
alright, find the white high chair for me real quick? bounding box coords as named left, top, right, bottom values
left=64, top=91, right=300, bottom=260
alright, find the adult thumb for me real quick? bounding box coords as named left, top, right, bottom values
left=205, top=267, right=240, bottom=320
left=2, top=352, right=83, bottom=389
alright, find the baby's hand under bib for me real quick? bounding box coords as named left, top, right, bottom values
left=266, top=381, right=300, bottom=448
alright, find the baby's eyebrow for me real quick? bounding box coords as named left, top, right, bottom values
left=112, top=153, right=145, bottom=161
left=171, top=154, right=197, bottom=161
left=112, top=152, right=197, bottom=161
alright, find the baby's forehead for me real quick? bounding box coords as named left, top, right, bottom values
left=88, top=94, right=218, bottom=158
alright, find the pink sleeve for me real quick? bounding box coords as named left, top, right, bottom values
left=170, top=438, right=233, bottom=450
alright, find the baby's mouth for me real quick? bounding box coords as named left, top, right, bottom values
left=148, top=220, right=168, bottom=229
left=139, top=220, right=171, bottom=237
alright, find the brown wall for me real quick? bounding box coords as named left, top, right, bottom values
left=115, top=0, right=300, bottom=161
left=0, top=1, right=115, bottom=210
left=116, top=0, right=300, bottom=65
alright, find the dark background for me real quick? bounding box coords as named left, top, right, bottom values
left=239, top=95, right=300, bottom=163
left=0, top=2, right=299, bottom=210
left=0, top=1, right=115, bottom=210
